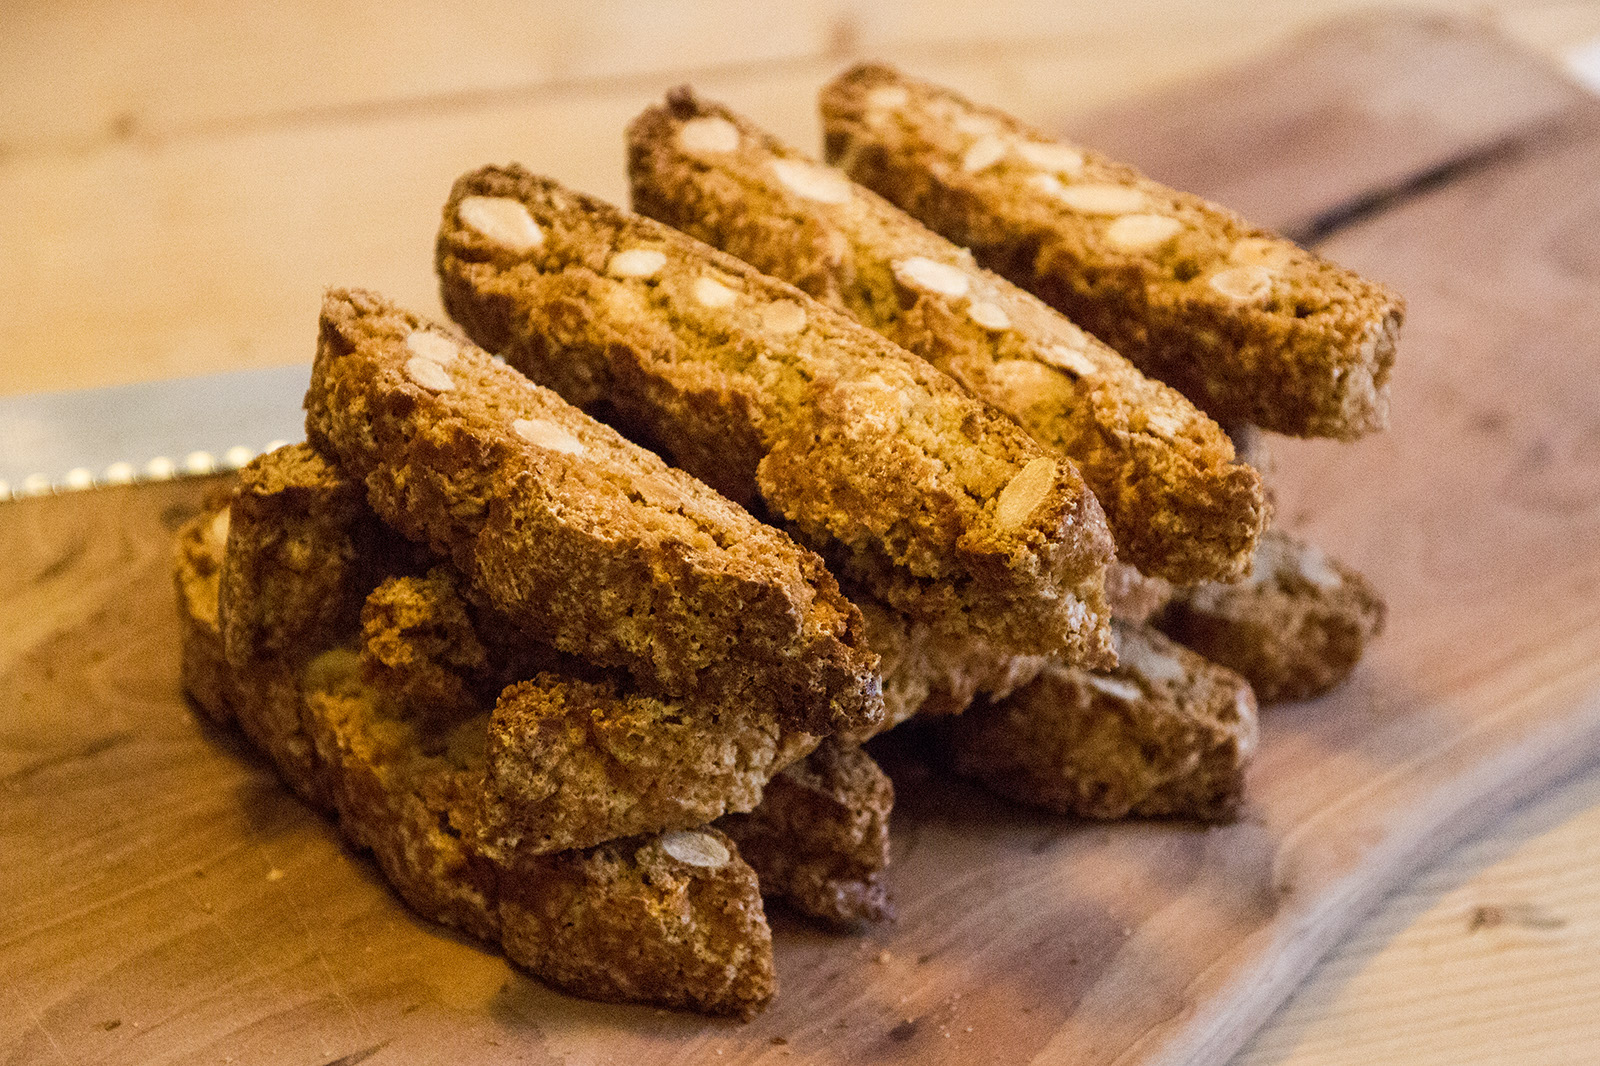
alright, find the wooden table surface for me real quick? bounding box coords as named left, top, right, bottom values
left=4, top=4, right=1600, bottom=1063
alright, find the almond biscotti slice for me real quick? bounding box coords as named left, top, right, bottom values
left=435, top=169, right=1114, bottom=663
left=357, top=569, right=819, bottom=856
left=717, top=738, right=893, bottom=929
left=303, top=650, right=777, bottom=1018
left=628, top=89, right=1266, bottom=584
left=481, top=672, right=818, bottom=857
left=945, top=624, right=1258, bottom=821
left=306, top=288, right=879, bottom=735
left=821, top=64, right=1404, bottom=441
left=179, top=509, right=778, bottom=1017
left=1157, top=527, right=1385, bottom=704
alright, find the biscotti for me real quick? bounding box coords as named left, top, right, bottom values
left=306, top=288, right=880, bottom=735
left=480, top=670, right=818, bottom=857
left=945, top=624, right=1258, bottom=821
left=226, top=445, right=829, bottom=858
left=628, top=89, right=1266, bottom=584
left=180, top=506, right=779, bottom=1017
left=718, top=738, right=894, bottom=929
left=304, top=649, right=777, bottom=1017
left=435, top=168, right=1115, bottom=663
left=820, top=64, right=1403, bottom=441
left=1158, top=527, right=1385, bottom=703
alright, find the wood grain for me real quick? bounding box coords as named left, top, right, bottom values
left=6, top=91, right=1600, bottom=1066
left=1066, top=11, right=1597, bottom=236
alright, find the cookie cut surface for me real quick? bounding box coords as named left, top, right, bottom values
left=946, top=624, right=1258, bottom=821
left=435, top=169, right=1114, bottom=662
left=821, top=64, right=1403, bottom=441
left=629, top=88, right=1266, bottom=583
left=1158, top=527, right=1386, bottom=704
left=305, top=288, right=880, bottom=735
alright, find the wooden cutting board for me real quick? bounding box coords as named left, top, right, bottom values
left=5, top=14, right=1600, bottom=1066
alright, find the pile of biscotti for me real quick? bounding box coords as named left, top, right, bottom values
left=175, top=64, right=1394, bottom=1019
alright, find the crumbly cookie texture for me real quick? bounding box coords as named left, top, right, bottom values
left=1158, top=527, right=1385, bottom=704
left=851, top=595, right=1047, bottom=740
left=175, top=497, right=236, bottom=726
left=1104, top=562, right=1174, bottom=626
left=820, top=64, right=1404, bottom=441
left=628, top=89, right=1266, bottom=584
left=306, top=652, right=777, bottom=1017
left=435, top=168, right=1114, bottom=663
left=177, top=508, right=778, bottom=1018
left=305, top=288, right=880, bottom=735
left=218, top=442, right=400, bottom=671
left=945, top=624, right=1258, bottom=821
left=480, top=671, right=817, bottom=858
left=358, top=561, right=820, bottom=859
left=717, top=739, right=894, bottom=929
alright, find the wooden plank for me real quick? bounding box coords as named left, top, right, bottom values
left=1237, top=763, right=1600, bottom=1065
left=1066, top=11, right=1596, bottom=236
left=2, top=11, right=1594, bottom=399
left=7, top=0, right=1585, bottom=154
left=6, top=87, right=1600, bottom=1066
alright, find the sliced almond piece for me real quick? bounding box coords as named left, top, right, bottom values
left=994, top=457, right=1057, bottom=530
left=760, top=299, right=807, bottom=335
left=962, top=135, right=1009, bottom=173
left=405, top=356, right=455, bottom=392
left=770, top=158, right=852, bottom=204
left=967, top=300, right=1011, bottom=331
left=1040, top=343, right=1097, bottom=378
left=659, top=830, right=730, bottom=869
left=609, top=248, right=668, bottom=279
left=893, top=256, right=971, bottom=298
left=1105, top=213, right=1184, bottom=252
left=1228, top=237, right=1294, bottom=268
left=693, top=276, right=739, bottom=308
left=1015, top=140, right=1086, bottom=176
left=1047, top=183, right=1149, bottom=215
left=1208, top=265, right=1275, bottom=303
left=677, top=115, right=741, bottom=155
left=406, top=330, right=459, bottom=366
left=512, top=417, right=586, bottom=456
left=458, top=196, right=544, bottom=253
left=1086, top=675, right=1143, bottom=702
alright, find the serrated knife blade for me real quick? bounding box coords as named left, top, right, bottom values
left=0, top=364, right=311, bottom=500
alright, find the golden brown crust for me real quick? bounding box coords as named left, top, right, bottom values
left=717, top=739, right=893, bottom=929
left=945, top=625, right=1258, bottom=821
left=628, top=89, right=1266, bottom=583
left=435, top=168, right=1114, bottom=663
left=305, top=288, right=880, bottom=735
left=821, top=64, right=1403, bottom=442
left=1158, top=528, right=1385, bottom=704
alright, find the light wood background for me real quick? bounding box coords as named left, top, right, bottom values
left=4, top=3, right=1600, bottom=1063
